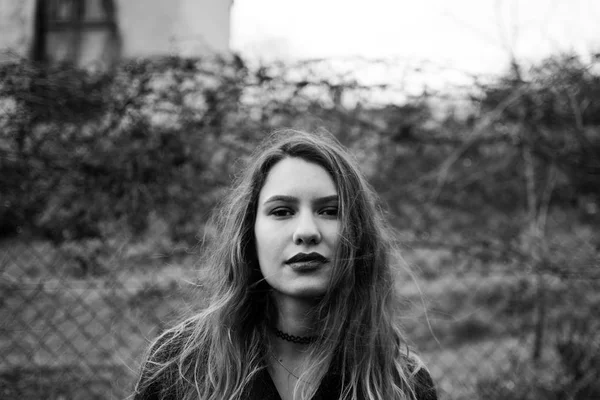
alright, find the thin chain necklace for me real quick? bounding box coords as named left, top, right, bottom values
left=269, top=351, right=301, bottom=380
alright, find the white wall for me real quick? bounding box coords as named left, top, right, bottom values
left=0, top=0, right=36, bottom=61
left=116, top=0, right=180, bottom=57
left=176, top=0, right=232, bottom=56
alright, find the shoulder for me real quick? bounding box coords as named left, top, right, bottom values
left=404, top=353, right=438, bottom=400
left=412, top=366, right=438, bottom=400
left=133, top=320, right=196, bottom=400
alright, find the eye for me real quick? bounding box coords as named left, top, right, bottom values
left=270, top=207, right=294, bottom=217
left=320, top=206, right=339, bottom=218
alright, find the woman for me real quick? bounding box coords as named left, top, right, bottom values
left=133, top=130, right=437, bottom=400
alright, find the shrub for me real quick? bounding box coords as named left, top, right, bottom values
left=476, top=317, right=600, bottom=400
left=0, top=56, right=248, bottom=243
left=476, top=353, right=565, bottom=400
left=555, top=317, right=600, bottom=399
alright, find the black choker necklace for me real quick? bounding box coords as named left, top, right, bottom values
left=273, top=328, right=317, bottom=344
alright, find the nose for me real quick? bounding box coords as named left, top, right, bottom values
left=293, top=212, right=321, bottom=245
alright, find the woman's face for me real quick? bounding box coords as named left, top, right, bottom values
left=254, top=157, right=340, bottom=301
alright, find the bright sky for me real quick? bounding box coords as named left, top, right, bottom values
left=231, top=0, right=600, bottom=85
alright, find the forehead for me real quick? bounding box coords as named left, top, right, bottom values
left=258, top=157, right=337, bottom=200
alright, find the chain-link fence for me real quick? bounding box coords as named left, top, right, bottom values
left=2, top=55, right=599, bottom=399
left=1, top=237, right=185, bottom=399
left=2, top=236, right=599, bottom=399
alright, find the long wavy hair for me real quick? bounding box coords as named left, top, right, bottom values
left=134, top=129, right=425, bottom=400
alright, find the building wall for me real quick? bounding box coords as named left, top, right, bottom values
left=116, top=0, right=180, bottom=57
left=176, top=0, right=232, bottom=56
left=0, top=0, right=36, bottom=61
left=0, top=0, right=231, bottom=63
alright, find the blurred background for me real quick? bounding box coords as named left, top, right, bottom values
left=1, top=0, right=599, bottom=399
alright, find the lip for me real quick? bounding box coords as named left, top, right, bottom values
left=285, top=252, right=329, bottom=272
left=285, top=252, right=328, bottom=265
left=288, top=260, right=326, bottom=272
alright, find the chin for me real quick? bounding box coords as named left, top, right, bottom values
left=271, top=285, right=328, bottom=301
left=289, top=286, right=328, bottom=300
left=270, top=279, right=331, bottom=301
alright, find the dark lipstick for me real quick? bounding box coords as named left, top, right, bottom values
left=285, top=252, right=328, bottom=265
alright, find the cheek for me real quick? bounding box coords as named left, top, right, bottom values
left=254, top=218, right=277, bottom=260
left=326, top=221, right=341, bottom=245
left=253, top=214, right=265, bottom=242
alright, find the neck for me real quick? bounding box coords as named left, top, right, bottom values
left=272, top=294, right=318, bottom=336
left=270, top=294, right=318, bottom=355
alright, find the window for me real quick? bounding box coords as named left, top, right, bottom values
left=33, top=0, right=120, bottom=67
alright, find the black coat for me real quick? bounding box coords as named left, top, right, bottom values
left=134, top=357, right=438, bottom=400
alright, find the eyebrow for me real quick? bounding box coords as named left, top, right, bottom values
left=263, top=194, right=338, bottom=205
